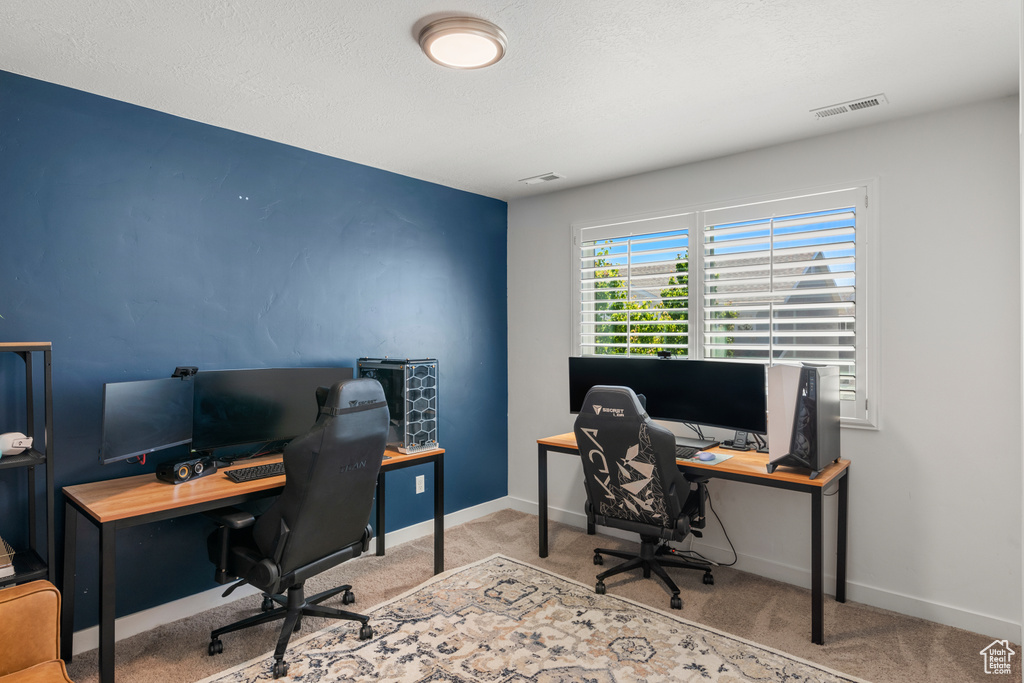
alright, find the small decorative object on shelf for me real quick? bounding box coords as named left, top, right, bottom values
left=0, top=536, right=14, bottom=578
left=0, top=432, right=33, bottom=458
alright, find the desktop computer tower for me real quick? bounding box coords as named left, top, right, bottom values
left=767, top=364, right=840, bottom=479
left=357, top=358, right=438, bottom=454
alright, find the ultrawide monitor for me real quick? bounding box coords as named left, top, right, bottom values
left=568, top=356, right=767, bottom=434
left=100, top=377, right=194, bottom=464
left=191, top=366, right=353, bottom=453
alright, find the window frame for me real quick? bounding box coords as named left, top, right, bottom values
left=571, top=180, right=879, bottom=429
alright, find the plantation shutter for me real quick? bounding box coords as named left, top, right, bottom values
left=702, top=188, right=862, bottom=402
left=578, top=213, right=695, bottom=356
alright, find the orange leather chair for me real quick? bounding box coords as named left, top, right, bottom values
left=0, top=581, right=73, bottom=682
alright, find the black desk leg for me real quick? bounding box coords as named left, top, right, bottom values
left=836, top=471, right=848, bottom=603
left=433, top=454, right=444, bottom=574
left=99, top=522, right=116, bottom=683
left=538, top=445, right=548, bottom=558
left=811, top=489, right=824, bottom=645
left=60, top=501, right=78, bottom=662
left=375, top=476, right=386, bottom=557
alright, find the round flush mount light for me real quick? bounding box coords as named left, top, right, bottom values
left=419, top=17, right=507, bottom=69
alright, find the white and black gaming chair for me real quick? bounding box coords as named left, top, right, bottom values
left=574, top=384, right=713, bottom=609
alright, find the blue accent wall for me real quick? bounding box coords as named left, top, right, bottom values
left=0, top=71, right=508, bottom=628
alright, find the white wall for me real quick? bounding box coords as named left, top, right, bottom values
left=507, top=96, right=1022, bottom=642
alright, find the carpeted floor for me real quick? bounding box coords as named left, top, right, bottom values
left=65, top=509, right=1019, bottom=682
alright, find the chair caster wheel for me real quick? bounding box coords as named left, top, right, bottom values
left=593, top=553, right=603, bottom=565
left=272, top=660, right=289, bottom=679
left=595, top=581, right=606, bottom=595
left=261, top=596, right=275, bottom=612
left=359, top=624, right=373, bottom=640
left=342, top=589, right=355, bottom=605
left=703, top=572, right=714, bottom=585
left=670, top=595, right=682, bottom=610
left=208, top=638, right=223, bottom=656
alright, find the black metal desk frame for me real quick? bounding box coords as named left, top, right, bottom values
left=537, top=440, right=848, bottom=645
left=375, top=450, right=445, bottom=575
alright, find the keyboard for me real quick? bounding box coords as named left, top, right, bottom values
left=225, top=461, right=285, bottom=483
left=675, top=445, right=700, bottom=460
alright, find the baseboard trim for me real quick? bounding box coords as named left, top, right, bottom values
left=510, top=496, right=1023, bottom=644
left=70, top=497, right=513, bottom=656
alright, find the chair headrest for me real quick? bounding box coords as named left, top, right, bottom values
left=318, top=378, right=388, bottom=416
left=577, top=385, right=648, bottom=421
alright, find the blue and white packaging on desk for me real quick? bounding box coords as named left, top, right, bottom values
left=767, top=364, right=840, bottom=479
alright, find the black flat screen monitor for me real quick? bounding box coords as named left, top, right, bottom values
left=191, top=367, right=353, bottom=453
left=100, top=377, right=194, bottom=464
left=568, top=356, right=767, bottom=434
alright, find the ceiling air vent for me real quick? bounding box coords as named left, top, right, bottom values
left=519, top=172, right=564, bottom=185
left=811, top=94, right=888, bottom=120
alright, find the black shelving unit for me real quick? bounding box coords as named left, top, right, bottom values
left=0, top=342, right=55, bottom=587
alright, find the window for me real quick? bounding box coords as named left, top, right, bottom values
left=573, top=184, right=875, bottom=426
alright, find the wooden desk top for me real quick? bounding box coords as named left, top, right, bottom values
left=0, top=341, right=51, bottom=351
left=538, top=432, right=849, bottom=488
left=64, top=446, right=444, bottom=524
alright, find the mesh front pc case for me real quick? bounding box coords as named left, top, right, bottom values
left=357, top=358, right=438, bottom=453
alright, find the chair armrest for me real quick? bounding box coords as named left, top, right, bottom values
left=0, top=580, right=62, bottom=676
left=204, top=507, right=256, bottom=530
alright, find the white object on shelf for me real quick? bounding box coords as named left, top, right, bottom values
left=0, top=432, right=32, bottom=456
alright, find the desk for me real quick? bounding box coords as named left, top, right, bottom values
left=60, top=446, right=444, bottom=683
left=536, top=433, right=848, bottom=645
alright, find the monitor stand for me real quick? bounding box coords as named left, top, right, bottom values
left=675, top=435, right=719, bottom=450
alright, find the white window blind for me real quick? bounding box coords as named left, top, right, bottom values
left=573, top=185, right=873, bottom=426
left=703, top=201, right=858, bottom=401
left=578, top=213, right=694, bottom=356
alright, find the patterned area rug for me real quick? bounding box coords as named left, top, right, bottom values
left=199, top=555, right=867, bottom=682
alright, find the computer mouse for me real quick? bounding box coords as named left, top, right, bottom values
left=697, top=451, right=715, bottom=461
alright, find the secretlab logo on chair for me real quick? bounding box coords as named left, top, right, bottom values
left=593, top=405, right=625, bottom=417
left=339, top=460, right=367, bottom=473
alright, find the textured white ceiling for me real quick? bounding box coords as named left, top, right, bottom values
left=1, top=1, right=1018, bottom=200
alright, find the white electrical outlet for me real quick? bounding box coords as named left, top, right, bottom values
left=415, top=475, right=425, bottom=494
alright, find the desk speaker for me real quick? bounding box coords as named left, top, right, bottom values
left=156, top=455, right=217, bottom=484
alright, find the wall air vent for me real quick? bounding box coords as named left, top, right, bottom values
left=811, top=94, right=888, bottom=120
left=519, top=172, right=564, bottom=185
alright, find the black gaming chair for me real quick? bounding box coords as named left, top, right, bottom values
left=204, top=377, right=389, bottom=679
left=574, top=385, right=713, bottom=610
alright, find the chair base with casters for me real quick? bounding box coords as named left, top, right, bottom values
left=205, top=510, right=377, bottom=680
left=208, top=581, right=372, bottom=679
left=593, top=536, right=713, bottom=610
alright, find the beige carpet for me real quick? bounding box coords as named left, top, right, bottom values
left=65, top=509, right=1020, bottom=683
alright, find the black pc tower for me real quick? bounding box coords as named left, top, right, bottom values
left=357, top=358, right=438, bottom=454
left=767, top=364, right=840, bottom=479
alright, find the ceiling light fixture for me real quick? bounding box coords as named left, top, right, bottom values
left=419, top=17, right=507, bottom=69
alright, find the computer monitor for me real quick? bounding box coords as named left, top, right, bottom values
left=191, top=367, right=353, bottom=455
left=99, top=377, right=194, bottom=464
left=568, top=356, right=767, bottom=436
